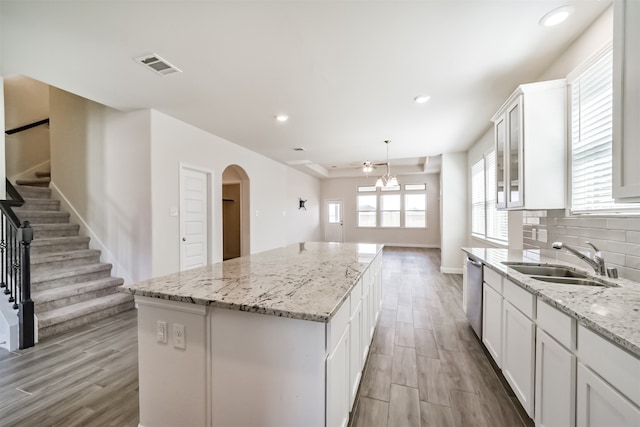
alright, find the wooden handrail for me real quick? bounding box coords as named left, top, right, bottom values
left=5, top=118, right=49, bottom=135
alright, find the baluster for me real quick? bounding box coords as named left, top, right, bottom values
left=1, top=214, right=7, bottom=297
left=19, top=221, right=34, bottom=349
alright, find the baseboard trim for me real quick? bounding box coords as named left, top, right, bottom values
left=49, top=181, right=134, bottom=285
left=440, top=267, right=464, bottom=274
left=10, top=159, right=51, bottom=183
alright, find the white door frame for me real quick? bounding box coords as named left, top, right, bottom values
left=324, top=199, right=344, bottom=243
left=179, top=163, right=214, bottom=271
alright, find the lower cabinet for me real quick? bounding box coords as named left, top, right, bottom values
left=535, top=328, right=576, bottom=427
left=482, top=283, right=503, bottom=367
left=502, top=300, right=535, bottom=417
left=348, top=298, right=362, bottom=408
left=576, top=363, right=640, bottom=427
left=327, top=325, right=350, bottom=427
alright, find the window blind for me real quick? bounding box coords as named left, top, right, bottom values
left=486, top=151, right=508, bottom=242
left=471, top=159, right=485, bottom=236
left=570, top=48, right=636, bottom=213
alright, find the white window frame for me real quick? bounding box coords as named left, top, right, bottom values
left=471, top=152, right=508, bottom=245
left=568, top=42, right=639, bottom=215
left=355, top=184, right=427, bottom=229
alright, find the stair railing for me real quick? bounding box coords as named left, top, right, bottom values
left=5, top=118, right=49, bottom=135
left=0, top=179, right=34, bottom=349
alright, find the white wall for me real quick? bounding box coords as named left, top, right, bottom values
left=150, top=110, right=321, bottom=277
left=320, top=174, right=440, bottom=247
left=440, top=152, right=467, bottom=273
left=3, top=76, right=50, bottom=180
left=49, top=87, right=152, bottom=283
left=0, top=76, right=5, bottom=197
left=286, top=167, right=322, bottom=245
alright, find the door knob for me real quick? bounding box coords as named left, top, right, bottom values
left=182, top=237, right=186, bottom=242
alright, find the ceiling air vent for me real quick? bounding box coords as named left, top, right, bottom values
left=136, top=54, right=182, bottom=76
left=292, top=147, right=305, bottom=152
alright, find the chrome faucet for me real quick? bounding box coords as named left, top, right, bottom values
left=552, top=241, right=606, bottom=276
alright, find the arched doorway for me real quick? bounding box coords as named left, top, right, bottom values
left=222, top=165, right=250, bottom=260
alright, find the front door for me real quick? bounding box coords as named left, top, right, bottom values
left=325, top=200, right=344, bottom=243
left=180, top=166, right=209, bottom=270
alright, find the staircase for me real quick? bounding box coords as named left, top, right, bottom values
left=13, top=172, right=134, bottom=340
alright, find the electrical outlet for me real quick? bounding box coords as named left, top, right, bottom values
left=157, top=320, right=167, bottom=344
left=173, top=323, right=185, bottom=349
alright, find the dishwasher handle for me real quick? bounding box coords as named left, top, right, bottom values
left=466, top=257, right=482, bottom=267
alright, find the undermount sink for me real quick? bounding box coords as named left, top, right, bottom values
left=503, top=263, right=588, bottom=278
left=502, top=262, right=619, bottom=288
left=531, top=276, right=609, bottom=287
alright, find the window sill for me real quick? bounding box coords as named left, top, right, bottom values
left=470, top=235, right=508, bottom=248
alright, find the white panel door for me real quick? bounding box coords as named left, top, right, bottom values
left=180, top=167, right=209, bottom=271
left=482, top=283, right=503, bottom=368
left=327, top=325, right=350, bottom=427
left=325, top=200, right=344, bottom=243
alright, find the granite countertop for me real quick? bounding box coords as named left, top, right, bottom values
left=463, top=247, right=640, bottom=357
left=120, top=242, right=383, bottom=323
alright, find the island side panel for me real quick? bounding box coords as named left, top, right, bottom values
left=136, top=297, right=208, bottom=427
left=210, top=308, right=326, bottom=427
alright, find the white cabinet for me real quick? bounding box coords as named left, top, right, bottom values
left=536, top=329, right=576, bottom=427
left=613, top=0, right=640, bottom=201
left=576, top=363, right=640, bottom=427
left=502, top=300, right=535, bottom=417
left=327, top=324, right=350, bottom=427
left=348, top=290, right=363, bottom=408
left=482, top=283, right=503, bottom=367
left=491, top=79, right=567, bottom=210
left=535, top=299, right=577, bottom=427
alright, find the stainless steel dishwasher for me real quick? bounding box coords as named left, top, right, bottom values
left=465, top=257, right=483, bottom=339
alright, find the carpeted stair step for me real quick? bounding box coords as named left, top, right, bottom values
left=19, top=198, right=60, bottom=212
left=37, top=293, right=134, bottom=340
left=35, top=171, right=51, bottom=178
left=31, top=223, right=80, bottom=239
left=15, top=185, right=51, bottom=199
left=33, top=277, right=125, bottom=314
left=15, top=177, right=51, bottom=187
left=32, top=263, right=114, bottom=291
left=14, top=210, right=70, bottom=224
left=31, top=236, right=91, bottom=256
left=31, top=249, right=101, bottom=273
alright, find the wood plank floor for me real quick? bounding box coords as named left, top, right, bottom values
left=0, top=247, right=533, bottom=426
left=350, top=247, right=533, bottom=427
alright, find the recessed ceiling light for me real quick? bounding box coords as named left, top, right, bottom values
left=539, top=6, right=574, bottom=27
left=413, top=95, right=431, bottom=104
left=275, top=114, right=289, bottom=122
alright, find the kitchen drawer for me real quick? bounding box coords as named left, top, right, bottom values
left=350, top=279, right=363, bottom=313
left=483, top=266, right=503, bottom=294
left=578, top=325, right=640, bottom=406
left=329, top=297, right=350, bottom=353
left=537, top=298, right=575, bottom=350
left=503, top=279, right=534, bottom=319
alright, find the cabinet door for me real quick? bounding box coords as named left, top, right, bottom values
left=576, top=363, right=640, bottom=427
left=482, top=283, right=503, bottom=367
left=349, top=301, right=362, bottom=410
left=495, top=116, right=507, bottom=209
left=535, top=329, right=576, bottom=427
left=361, top=288, right=371, bottom=367
left=327, top=325, right=350, bottom=427
left=613, top=0, right=640, bottom=200
left=502, top=301, right=535, bottom=417
left=506, top=97, right=524, bottom=208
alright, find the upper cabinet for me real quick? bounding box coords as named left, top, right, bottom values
left=492, top=80, right=567, bottom=210
left=613, top=0, right=640, bottom=201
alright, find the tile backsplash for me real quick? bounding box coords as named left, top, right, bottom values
left=523, top=210, right=640, bottom=282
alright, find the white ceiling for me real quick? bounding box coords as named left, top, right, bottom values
left=0, top=0, right=611, bottom=178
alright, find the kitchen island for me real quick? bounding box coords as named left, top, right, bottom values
left=120, top=242, right=383, bottom=427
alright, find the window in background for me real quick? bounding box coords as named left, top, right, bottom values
left=471, top=152, right=508, bottom=243
left=357, top=194, right=377, bottom=227
left=380, top=194, right=401, bottom=227
left=405, top=193, right=426, bottom=228
left=569, top=46, right=637, bottom=213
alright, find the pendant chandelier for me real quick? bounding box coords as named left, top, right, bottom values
left=375, top=140, right=398, bottom=188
